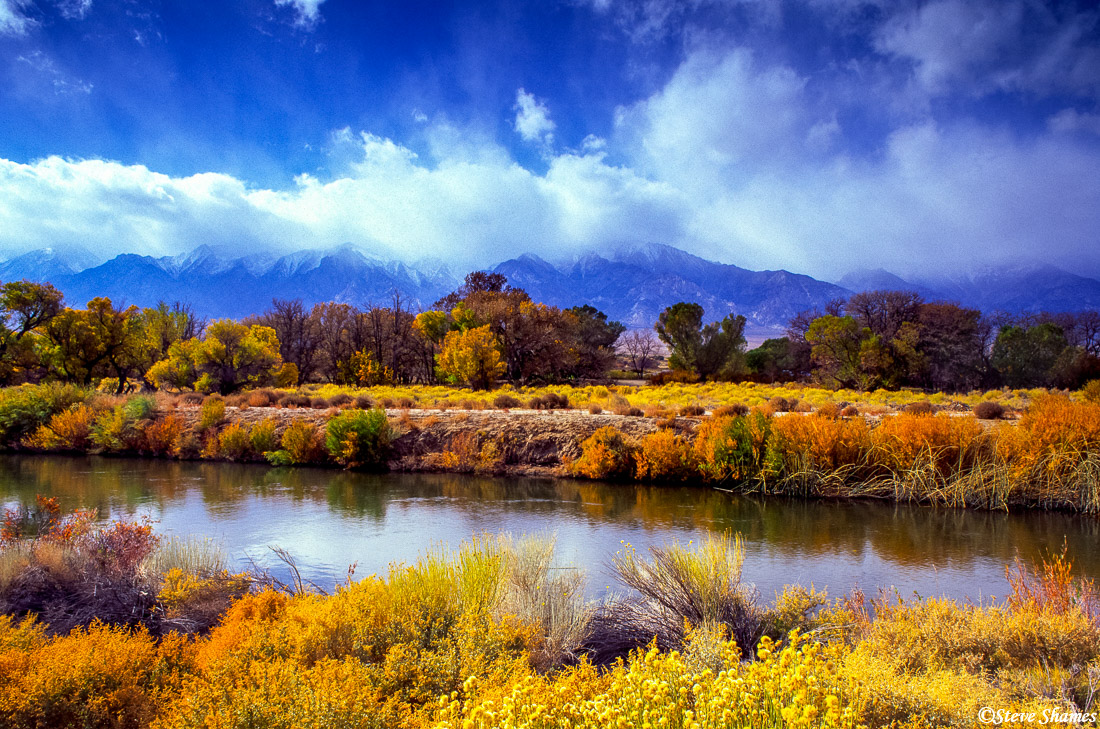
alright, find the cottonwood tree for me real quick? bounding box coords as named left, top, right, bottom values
left=621, top=329, right=658, bottom=377
left=249, top=299, right=322, bottom=382
left=655, top=302, right=747, bottom=379
left=437, top=324, right=505, bottom=389
left=0, top=280, right=63, bottom=383
left=44, top=298, right=142, bottom=391
left=147, top=320, right=289, bottom=394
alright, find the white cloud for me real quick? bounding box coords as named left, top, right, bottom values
left=616, top=48, right=812, bottom=191
left=16, top=51, right=93, bottom=95
left=1048, top=108, right=1100, bottom=136
left=0, top=0, right=33, bottom=35
left=513, top=89, right=556, bottom=147
left=875, top=0, right=1100, bottom=100
left=274, top=0, right=325, bottom=28
left=56, top=0, right=91, bottom=20
left=571, top=0, right=783, bottom=42
left=1, top=44, right=1098, bottom=282
left=0, top=132, right=683, bottom=273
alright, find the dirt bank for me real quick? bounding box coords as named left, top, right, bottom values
left=172, top=405, right=701, bottom=478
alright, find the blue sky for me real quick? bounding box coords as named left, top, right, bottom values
left=1, top=0, right=1099, bottom=280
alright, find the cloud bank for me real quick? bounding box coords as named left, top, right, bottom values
left=0, top=0, right=1097, bottom=281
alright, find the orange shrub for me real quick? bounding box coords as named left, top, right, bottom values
left=767, top=413, right=871, bottom=474
left=23, top=404, right=97, bottom=451
left=140, top=415, right=185, bottom=456
left=570, top=426, right=637, bottom=479
left=1017, top=394, right=1100, bottom=454
left=440, top=431, right=480, bottom=472
left=870, top=413, right=984, bottom=475
left=635, top=430, right=699, bottom=482
left=0, top=619, right=193, bottom=729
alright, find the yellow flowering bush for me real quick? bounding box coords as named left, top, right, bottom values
left=437, top=631, right=861, bottom=729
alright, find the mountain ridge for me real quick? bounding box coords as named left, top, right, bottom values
left=1, top=245, right=1097, bottom=334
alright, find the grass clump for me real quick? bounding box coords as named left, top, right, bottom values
left=590, top=532, right=765, bottom=663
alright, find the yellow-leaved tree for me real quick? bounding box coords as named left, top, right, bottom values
left=437, top=324, right=504, bottom=389
left=147, top=320, right=292, bottom=394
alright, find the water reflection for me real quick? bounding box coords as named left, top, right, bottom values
left=0, top=455, right=1095, bottom=601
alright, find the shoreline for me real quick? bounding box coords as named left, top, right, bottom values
left=6, top=398, right=1099, bottom=515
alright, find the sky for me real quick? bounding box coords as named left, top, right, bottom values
left=0, top=0, right=1099, bottom=281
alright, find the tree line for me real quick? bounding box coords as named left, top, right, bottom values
left=727, top=291, right=1098, bottom=390
left=619, top=290, right=1099, bottom=391
left=0, top=272, right=1095, bottom=394
left=0, top=272, right=624, bottom=393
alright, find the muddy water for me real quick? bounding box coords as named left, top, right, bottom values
left=1, top=455, right=1095, bottom=601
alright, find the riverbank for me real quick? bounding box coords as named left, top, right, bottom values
left=3, top=382, right=1100, bottom=513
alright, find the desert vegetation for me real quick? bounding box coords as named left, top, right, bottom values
left=0, top=511, right=1096, bottom=729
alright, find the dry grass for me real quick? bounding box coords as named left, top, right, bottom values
left=589, top=532, right=764, bottom=663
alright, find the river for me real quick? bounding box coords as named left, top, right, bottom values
left=1, top=455, right=1096, bottom=602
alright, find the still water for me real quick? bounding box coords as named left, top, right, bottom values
left=1, top=455, right=1096, bottom=602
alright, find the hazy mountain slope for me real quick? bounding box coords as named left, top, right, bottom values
left=494, top=243, right=851, bottom=331
left=839, top=264, right=1100, bottom=314
left=4, top=243, right=1097, bottom=330
left=17, top=247, right=459, bottom=318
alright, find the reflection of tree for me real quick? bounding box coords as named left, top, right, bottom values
left=0, top=456, right=1097, bottom=587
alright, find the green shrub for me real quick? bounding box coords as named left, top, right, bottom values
left=324, top=408, right=396, bottom=470
left=123, top=396, right=156, bottom=421
left=694, top=413, right=772, bottom=483
left=198, top=397, right=225, bottom=431
left=248, top=419, right=279, bottom=455
left=0, top=383, right=88, bottom=447
left=216, top=422, right=253, bottom=461
left=268, top=421, right=326, bottom=466
left=91, top=397, right=157, bottom=453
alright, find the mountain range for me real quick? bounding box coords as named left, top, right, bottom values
left=1, top=243, right=1098, bottom=341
